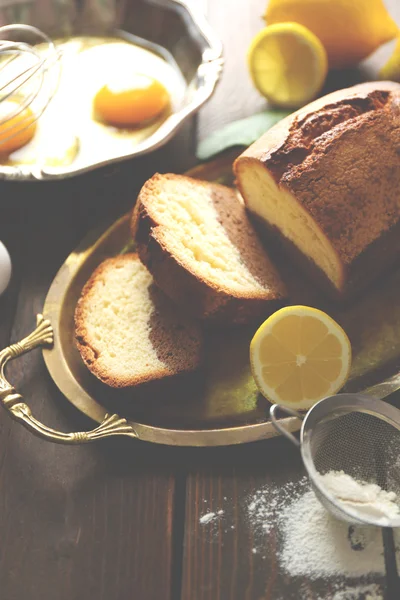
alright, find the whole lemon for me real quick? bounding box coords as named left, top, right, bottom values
left=380, top=35, right=400, bottom=81
left=265, top=0, right=398, bottom=68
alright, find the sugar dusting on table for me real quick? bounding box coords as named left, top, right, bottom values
left=275, top=583, right=383, bottom=600
left=321, top=583, right=383, bottom=599
left=278, top=488, right=385, bottom=578
left=197, top=473, right=400, bottom=597
left=244, top=475, right=400, bottom=598
left=248, top=477, right=309, bottom=535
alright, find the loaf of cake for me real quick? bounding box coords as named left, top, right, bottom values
left=75, top=254, right=203, bottom=387
left=131, top=173, right=287, bottom=324
left=234, top=81, right=400, bottom=299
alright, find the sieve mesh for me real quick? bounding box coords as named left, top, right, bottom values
left=306, top=410, right=400, bottom=526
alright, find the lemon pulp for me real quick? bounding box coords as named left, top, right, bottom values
left=250, top=306, right=352, bottom=409
left=248, top=23, right=328, bottom=108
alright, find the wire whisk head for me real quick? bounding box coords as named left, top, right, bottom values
left=0, top=24, right=60, bottom=148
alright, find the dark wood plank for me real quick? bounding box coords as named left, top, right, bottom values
left=182, top=1, right=400, bottom=599
left=0, top=119, right=195, bottom=600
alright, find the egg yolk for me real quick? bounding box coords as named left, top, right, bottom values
left=0, top=102, right=36, bottom=155
left=93, top=74, right=170, bottom=127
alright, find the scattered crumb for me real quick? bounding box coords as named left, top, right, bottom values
left=199, top=510, right=224, bottom=525
left=199, top=512, right=216, bottom=525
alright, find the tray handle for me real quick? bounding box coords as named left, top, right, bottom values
left=0, top=315, right=138, bottom=444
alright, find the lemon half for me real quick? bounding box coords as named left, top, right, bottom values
left=248, top=22, right=328, bottom=108
left=250, top=306, right=352, bottom=410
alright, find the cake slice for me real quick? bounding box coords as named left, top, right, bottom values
left=75, top=254, right=203, bottom=387
left=131, top=173, right=287, bottom=324
left=234, top=81, right=400, bottom=299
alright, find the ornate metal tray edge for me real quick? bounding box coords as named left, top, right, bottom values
left=4, top=150, right=400, bottom=445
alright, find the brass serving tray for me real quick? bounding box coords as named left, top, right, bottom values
left=2, top=155, right=400, bottom=446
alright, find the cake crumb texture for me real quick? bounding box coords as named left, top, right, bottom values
left=75, top=254, right=203, bottom=387
left=132, top=173, right=287, bottom=323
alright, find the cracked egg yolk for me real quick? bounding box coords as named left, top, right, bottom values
left=0, top=102, right=36, bottom=155
left=93, top=74, right=170, bottom=127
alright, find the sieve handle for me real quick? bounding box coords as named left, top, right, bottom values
left=270, top=404, right=304, bottom=447
left=363, top=372, right=400, bottom=402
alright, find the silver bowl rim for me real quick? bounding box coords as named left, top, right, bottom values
left=0, top=0, right=224, bottom=181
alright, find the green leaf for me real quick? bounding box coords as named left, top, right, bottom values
left=196, top=109, right=292, bottom=161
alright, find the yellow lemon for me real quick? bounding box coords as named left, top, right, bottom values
left=380, top=35, right=400, bottom=81
left=265, top=0, right=398, bottom=68
left=248, top=23, right=328, bottom=108
left=250, top=306, right=352, bottom=410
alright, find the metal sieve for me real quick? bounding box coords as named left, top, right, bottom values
left=270, top=393, right=400, bottom=528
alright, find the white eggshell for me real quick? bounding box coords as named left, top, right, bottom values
left=0, top=241, right=12, bottom=295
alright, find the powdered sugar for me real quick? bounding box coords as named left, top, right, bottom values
left=196, top=474, right=398, bottom=597
left=245, top=475, right=400, bottom=586
left=247, top=477, right=309, bottom=536
left=318, top=470, right=400, bottom=525
left=275, top=584, right=383, bottom=600
left=321, top=583, right=383, bottom=600
left=199, top=512, right=217, bottom=525
left=199, top=509, right=224, bottom=525
left=278, top=489, right=385, bottom=578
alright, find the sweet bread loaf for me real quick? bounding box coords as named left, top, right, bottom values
left=234, top=81, right=400, bottom=299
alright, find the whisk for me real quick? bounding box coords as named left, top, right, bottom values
left=0, top=24, right=60, bottom=143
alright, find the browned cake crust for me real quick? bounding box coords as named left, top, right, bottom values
left=234, top=81, right=400, bottom=299
left=75, top=254, right=203, bottom=388
left=131, top=173, right=287, bottom=324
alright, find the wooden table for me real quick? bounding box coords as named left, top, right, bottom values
left=1, top=1, right=400, bottom=598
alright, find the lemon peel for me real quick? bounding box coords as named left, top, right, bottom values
left=265, top=0, right=398, bottom=68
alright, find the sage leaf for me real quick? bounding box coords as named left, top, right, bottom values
left=196, top=109, right=291, bottom=161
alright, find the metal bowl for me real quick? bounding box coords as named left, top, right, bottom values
left=0, top=0, right=223, bottom=180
